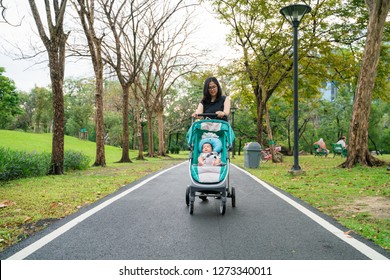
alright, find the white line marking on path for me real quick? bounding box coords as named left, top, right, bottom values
left=7, top=162, right=187, bottom=260
left=232, top=164, right=388, bottom=260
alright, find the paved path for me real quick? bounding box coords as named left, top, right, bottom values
left=1, top=162, right=389, bottom=260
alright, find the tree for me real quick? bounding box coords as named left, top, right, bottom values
left=63, top=78, right=94, bottom=137
left=99, top=0, right=151, bottom=162
left=72, top=0, right=106, bottom=167
left=28, top=0, right=69, bottom=174
left=100, top=0, right=191, bottom=161
left=137, top=5, right=199, bottom=157
left=210, top=0, right=332, bottom=146
left=341, top=0, right=390, bottom=168
left=31, top=86, right=53, bottom=133
left=0, top=67, right=22, bottom=129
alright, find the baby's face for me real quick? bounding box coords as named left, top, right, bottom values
left=202, top=143, right=212, bottom=153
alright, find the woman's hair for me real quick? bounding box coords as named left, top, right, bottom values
left=202, top=77, right=222, bottom=103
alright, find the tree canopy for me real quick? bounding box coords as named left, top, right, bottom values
left=0, top=67, right=22, bottom=129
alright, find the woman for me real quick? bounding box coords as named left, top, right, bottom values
left=337, top=136, right=347, bottom=148
left=192, top=77, right=231, bottom=121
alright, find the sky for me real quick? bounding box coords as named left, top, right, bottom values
left=0, top=1, right=237, bottom=92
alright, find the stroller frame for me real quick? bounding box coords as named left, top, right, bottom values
left=185, top=114, right=236, bottom=215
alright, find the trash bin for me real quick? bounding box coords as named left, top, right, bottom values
left=244, top=142, right=262, bottom=168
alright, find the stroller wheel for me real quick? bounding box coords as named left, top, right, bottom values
left=231, top=187, right=236, bottom=207
left=220, top=202, right=226, bottom=215
left=189, top=201, right=194, bottom=215
left=185, top=187, right=190, bottom=206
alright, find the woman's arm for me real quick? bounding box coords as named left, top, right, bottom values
left=192, top=103, right=204, bottom=117
left=223, top=96, right=231, bottom=116
left=216, top=96, right=231, bottom=118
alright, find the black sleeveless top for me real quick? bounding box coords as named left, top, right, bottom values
left=201, top=96, right=227, bottom=121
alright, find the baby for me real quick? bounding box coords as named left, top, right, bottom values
left=198, top=142, right=221, bottom=166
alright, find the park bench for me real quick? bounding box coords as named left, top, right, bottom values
left=331, top=143, right=347, bottom=157
left=313, top=144, right=328, bottom=157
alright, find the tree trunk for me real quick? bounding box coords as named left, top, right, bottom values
left=146, top=112, right=155, bottom=157
left=28, top=0, right=68, bottom=175
left=93, top=71, right=106, bottom=167
left=49, top=58, right=65, bottom=175
left=265, top=106, right=282, bottom=163
left=74, top=0, right=106, bottom=167
left=256, top=94, right=265, bottom=146
left=135, top=96, right=144, bottom=161
left=341, top=0, right=390, bottom=168
left=287, top=117, right=292, bottom=152
left=118, top=85, right=132, bottom=163
left=368, top=135, right=380, bottom=155
left=156, top=110, right=167, bottom=156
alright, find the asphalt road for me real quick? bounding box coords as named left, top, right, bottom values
left=1, top=161, right=389, bottom=260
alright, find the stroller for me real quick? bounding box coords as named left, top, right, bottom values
left=185, top=113, right=235, bottom=215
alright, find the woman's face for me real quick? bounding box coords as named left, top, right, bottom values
left=208, top=81, right=218, bottom=99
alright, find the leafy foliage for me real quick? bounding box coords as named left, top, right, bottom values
left=0, top=147, right=90, bottom=181
left=64, top=78, right=95, bottom=138
left=30, top=86, right=53, bottom=133
left=0, top=147, right=51, bottom=181
left=0, top=67, right=22, bottom=129
left=63, top=150, right=91, bottom=171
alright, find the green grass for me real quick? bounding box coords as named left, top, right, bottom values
left=0, top=129, right=138, bottom=165
left=0, top=130, right=188, bottom=252
left=0, top=130, right=389, bottom=253
left=232, top=154, right=390, bottom=251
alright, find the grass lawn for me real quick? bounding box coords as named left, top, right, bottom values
left=0, top=130, right=389, bottom=253
left=232, top=153, right=390, bottom=252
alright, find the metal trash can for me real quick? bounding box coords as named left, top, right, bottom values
left=244, top=142, right=262, bottom=168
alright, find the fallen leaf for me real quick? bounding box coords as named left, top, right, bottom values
left=0, top=200, right=13, bottom=208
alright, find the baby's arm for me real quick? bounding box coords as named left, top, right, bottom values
left=198, top=154, right=204, bottom=166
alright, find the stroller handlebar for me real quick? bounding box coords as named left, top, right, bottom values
left=196, top=113, right=218, bottom=117
left=192, top=113, right=229, bottom=123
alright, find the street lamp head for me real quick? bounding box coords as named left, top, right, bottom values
left=280, top=4, right=311, bottom=25
left=231, top=107, right=237, bottom=114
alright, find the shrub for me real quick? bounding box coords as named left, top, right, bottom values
left=0, top=148, right=51, bottom=181
left=169, top=144, right=180, bottom=154
left=64, top=150, right=91, bottom=171
left=0, top=148, right=90, bottom=181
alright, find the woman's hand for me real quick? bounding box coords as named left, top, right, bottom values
left=216, top=111, right=225, bottom=118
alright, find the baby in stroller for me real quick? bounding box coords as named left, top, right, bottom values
left=198, top=142, right=221, bottom=166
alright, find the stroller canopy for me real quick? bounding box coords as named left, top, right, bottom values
left=186, top=119, right=235, bottom=150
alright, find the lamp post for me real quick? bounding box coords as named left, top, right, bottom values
left=280, top=3, right=311, bottom=175
left=231, top=107, right=237, bottom=158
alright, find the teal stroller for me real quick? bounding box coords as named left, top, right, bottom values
left=185, top=114, right=236, bottom=215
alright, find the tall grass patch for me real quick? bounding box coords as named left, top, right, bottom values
left=64, top=150, right=91, bottom=171
left=0, top=148, right=51, bottom=181
left=0, top=148, right=91, bottom=181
